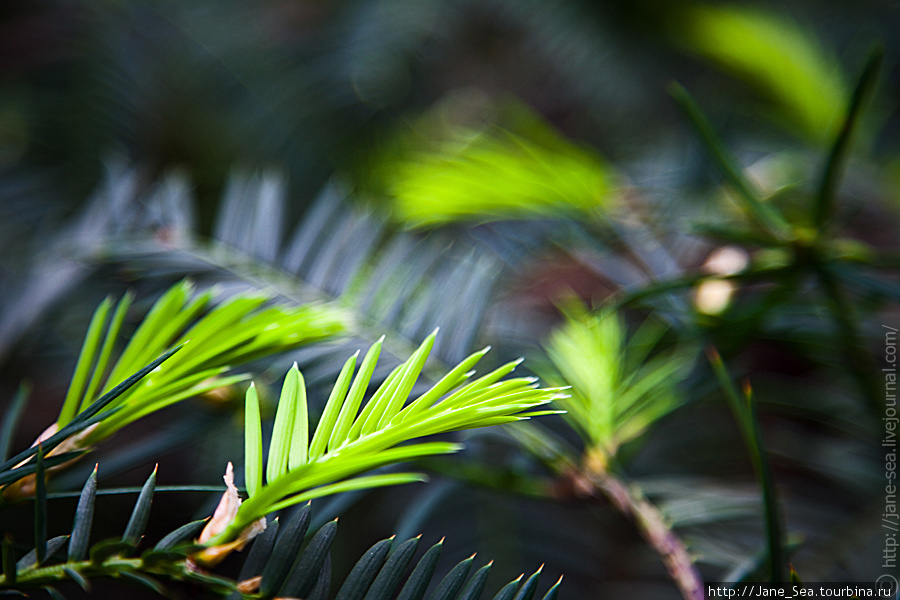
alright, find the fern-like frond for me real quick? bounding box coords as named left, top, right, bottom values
left=1, top=465, right=564, bottom=599
left=541, top=304, right=692, bottom=463
left=0, top=346, right=181, bottom=498
left=204, top=330, right=563, bottom=546
left=0, top=280, right=344, bottom=501
left=56, top=279, right=346, bottom=445
left=230, top=503, right=563, bottom=600
left=103, top=171, right=504, bottom=368
left=0, top=466, right=235, bottom=595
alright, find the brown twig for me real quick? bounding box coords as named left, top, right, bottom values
left=563, top=457, right=704, bottom=600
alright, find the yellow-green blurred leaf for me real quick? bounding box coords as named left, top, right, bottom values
left=379, top=95, right=618, bottom=226
left=679, top=4, right=846, bottom=144
left=542, top=304, right=692, bottom=461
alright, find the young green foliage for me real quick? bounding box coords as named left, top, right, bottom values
left=541, top=305, right=691, bottom=465
left=211, top=330, right=564, bottom=545
left=244, top=384, right=264, bottom=499
left=55, top=280, right=345, bottom=446
left=378, top=96, right=618, bottom=227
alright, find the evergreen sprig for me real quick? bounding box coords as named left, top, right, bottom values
left=206, top=329, right=564, bottom=546
left=0, top=467, right=563, bottom=599
left=541, top=305, right=691, bottom=464
left=57, top=280, right=346, bottom=445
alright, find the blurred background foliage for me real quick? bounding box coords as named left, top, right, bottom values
left=1, top=0, right=899, bottom=597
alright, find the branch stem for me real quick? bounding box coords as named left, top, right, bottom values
left=585, top=468, right=704, bottom=600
